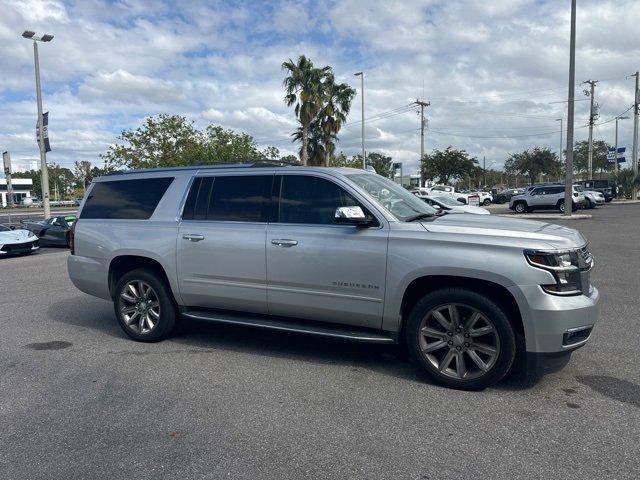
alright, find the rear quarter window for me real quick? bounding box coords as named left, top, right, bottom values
left=80, top=177, right=174, bottom=220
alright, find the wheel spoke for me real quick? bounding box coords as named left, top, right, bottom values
left=432, top=310, right=452, bottom=331
left=121, top=306, right=136, bottom=315
left=472, top=342, right=497, bottom=356
left=145, top=313, right=155, bottom=330
left=148, top=307, right=160, bottom=320
left=464, top=311, right=481, bottom=331
left=126, top=310, right=139, bottom=325
left=469, top=325, right=494, bottom=337
left=121, top=292, right=136, bottom=303
left=138, top=312, right=145, bottom=332
left=448, top=305, right=460, bottom=329
left=423, top=340, right=448, bottom=353
left=138, top=281, right=147, bottom=299
left=468, top=349, right=489, bottom=371
left=421, top=326, right=446, bottom=338
left=127, top=283, right=139, bottom=298
left=456, top=351, right=467, bottom=378
left=439, top=349, right=456, bottom=372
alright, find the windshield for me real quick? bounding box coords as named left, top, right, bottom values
left=347, top=173, right=437, bottom=221
left=433, top=196, right=463, bottom=206
left=0, top=225, right=9, bottom=232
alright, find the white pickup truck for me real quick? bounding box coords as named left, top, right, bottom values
left=418, top=186, right=492, bottom=206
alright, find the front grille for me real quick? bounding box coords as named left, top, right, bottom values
left=1, top=241, right=37, bottom=253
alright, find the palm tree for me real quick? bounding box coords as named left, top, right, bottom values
left=282, top=56, right=329, bottom=166
left=317, top=74, right=356, bottom=167
left=292, top=121, right=325, bottom=166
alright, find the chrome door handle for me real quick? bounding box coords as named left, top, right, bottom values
left=183, top=234, right=205, bottom=242
left=271, top=239, right=298, bottom=247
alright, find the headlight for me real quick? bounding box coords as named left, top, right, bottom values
left=524, top=250, right=585, bottom=296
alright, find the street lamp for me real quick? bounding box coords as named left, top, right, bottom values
left=615, top=116, right=630, bottom=176
left=22, top=30, right=54, bottom=219
left=354, top=72, right=365, bottom=169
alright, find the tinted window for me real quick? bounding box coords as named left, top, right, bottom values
left=547, top=186, right=564, bottom=194
left=278, top=175, right=362, bottom=225
left=182, top=175, right=273, bottom=222
left=81, top=177, right=174, bottom=220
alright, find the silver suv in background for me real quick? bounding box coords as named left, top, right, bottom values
left=68, top=165, right=599, bottom=390
left=509, top=184, right=584, bottom=213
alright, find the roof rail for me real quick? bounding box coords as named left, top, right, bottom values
left=105, top=160, right=300, bottom=176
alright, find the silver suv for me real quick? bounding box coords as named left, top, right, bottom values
left=509, top=184, right=584, bottom=213
left=68, top=165, right=599, bottom=390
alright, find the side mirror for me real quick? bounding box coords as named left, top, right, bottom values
left=335, top=206, right=372, bottom=227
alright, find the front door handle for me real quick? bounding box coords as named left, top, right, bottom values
left=183, top=234, right=205, bottom=242
left=271, top=239, right=298, bottom=247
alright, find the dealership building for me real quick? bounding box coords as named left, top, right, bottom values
left=0, top=178, right=34, bottom=207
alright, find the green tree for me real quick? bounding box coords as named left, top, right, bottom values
left=420, top=147, right=478, bottom=184
left=73, top=160, right=93, bottom=192
left=48, top=163, right=75, bottom=199
left=102, top=114, right=201, bottom=169
left=614, top=169, right=640, bottom=199
left=317, top=73, right=355, bottom=166
left=329, top=152, right=361, bottom=168
left=198, top=125, right=262, bottom=164
left=101, top=115, right=271, bottom=169
left=13, top=170, right=42, bottom=199
left=279, top=154, right=300, bottom=165
left=293, top=120, right=325, bottom=166
left=572, top=140, right=612, bottom=177
left=504, top=147, right=561, bottom=184
left=282, top=56, right=330, bottom=166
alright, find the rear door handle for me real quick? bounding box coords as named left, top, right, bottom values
left=183, top=234, right=205, bottom=242
left=271, top=239, right=298, bottom=247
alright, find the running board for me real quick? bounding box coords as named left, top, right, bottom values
left=181, top=308, right=396, bottom=344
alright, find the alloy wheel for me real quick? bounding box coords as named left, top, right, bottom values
left=418, top=303, right=500, bottom=380
left=118, top=280, right=161, bottom=334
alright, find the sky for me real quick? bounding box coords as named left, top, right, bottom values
left=1, top=0, right=639, bottom=175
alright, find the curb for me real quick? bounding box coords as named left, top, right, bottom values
left=497, top=213, right=592, bottom=220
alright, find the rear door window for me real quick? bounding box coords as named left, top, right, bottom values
left=81, top=177, right=174, bottom=219
left=182, top=175, right=273, bottom=222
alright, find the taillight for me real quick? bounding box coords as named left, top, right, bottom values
left=69, top=221, right=76, bottom=255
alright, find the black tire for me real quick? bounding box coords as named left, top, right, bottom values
left=587, top=199, right=595, bottom=209
left=483, top=198, right=491, bottom=206
left=405, top=288, right=516, bottom=390
left=113, top=268, right=176, bottom=342
left=514, top=202, right=527, bottom=214
left=558, top=201, right=566, bottom=213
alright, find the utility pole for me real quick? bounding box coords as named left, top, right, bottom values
left=483, top=156, right=487, bottom=186
left=583, top=79, right=598, bottom=179
left=564, top=0, right=577, bottom=217
left=414, top=99, right=430, bottom=184
left=354, top=72, right=365, bottom=168
left=556, top=118, right=563, bottom=163
left=632, top=72, right=639, bottom=200
left=23, top=30, right=54, bottom=219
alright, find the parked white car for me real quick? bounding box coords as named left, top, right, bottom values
left=0, top=225, right=39, bottom=256
left=574, top=184, right=604, bottom=209
left=473, top=191, right=493, bottom=206
left=422, top=185, right=472, bottom=204
left=418, top=195, right=490, bottom=215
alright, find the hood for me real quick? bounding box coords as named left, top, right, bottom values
left=422, top=213, right=586, bottom=250
left=453, top=205, right=490, bottom=215
left=0, top=229, right=36, bottom=243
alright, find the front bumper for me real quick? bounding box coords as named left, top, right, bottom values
left=508, top=284, right=599, bottom=353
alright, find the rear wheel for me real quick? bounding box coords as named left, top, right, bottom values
left=114, top=268, right=176, bottom=342
left=483, top=198, right=491, bottom=206
left=405, top=288, right=516, bottom=390
left=514, top=202, right=527, bottom=214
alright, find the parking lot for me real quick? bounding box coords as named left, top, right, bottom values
left=1, top=204, right=638, bottom=480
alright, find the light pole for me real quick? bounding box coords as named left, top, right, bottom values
left=615, top=116, right=630, bottom=176
left=22, top=30, right=54, bottom=219
left=354, top=72, right=365, bottom=169
left=564, top=0, right=576, bottom=217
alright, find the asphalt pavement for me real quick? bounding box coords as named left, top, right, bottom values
left=1, top=204, right=639, bottom=479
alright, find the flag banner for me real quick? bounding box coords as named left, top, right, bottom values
left=608, top=147, right=626, bottom=163
left=35, top=112, right=51, bottom=152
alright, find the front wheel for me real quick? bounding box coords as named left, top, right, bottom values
left=405, top=288, right=516, bottom=390
left=483, top=198, right=491, bottom=206
left=114, top=268, right=177, bottom=342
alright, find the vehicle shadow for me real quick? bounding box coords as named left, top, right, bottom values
left=48, top=297, right=543, bottom=391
